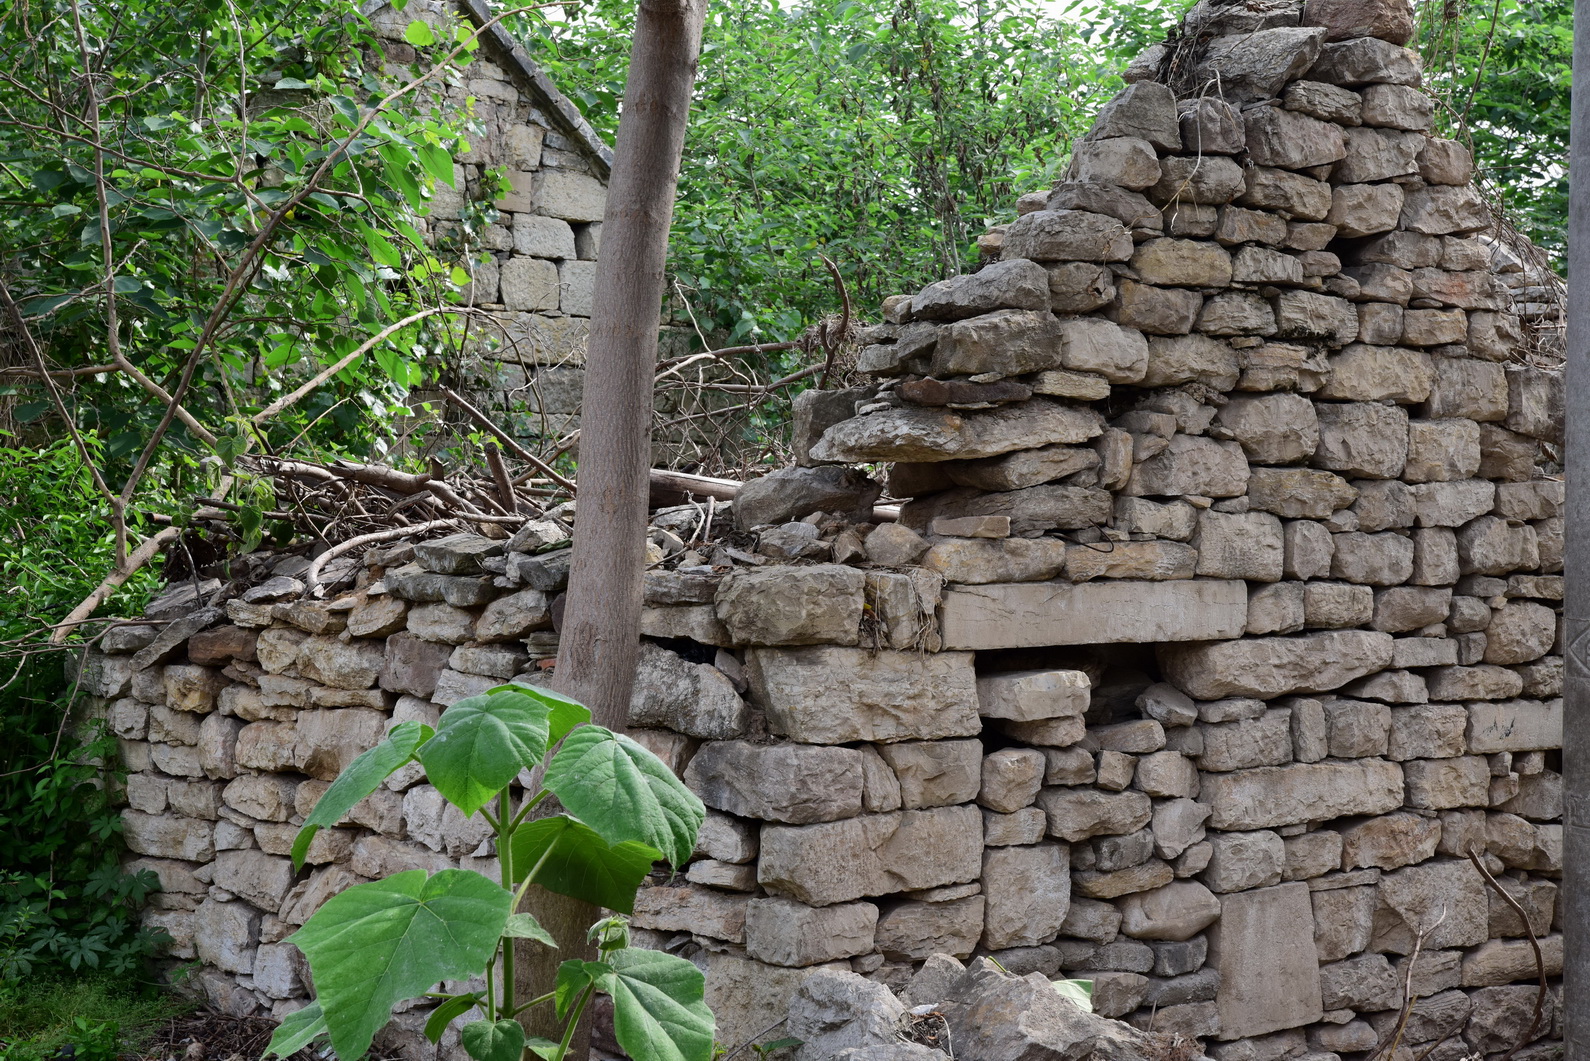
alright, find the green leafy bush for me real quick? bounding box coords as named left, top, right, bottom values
left=266, top=683, right=712, bottom=1061
left=0, top=689, right=169, bottom=981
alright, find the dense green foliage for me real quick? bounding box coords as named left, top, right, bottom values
left=1419, top=0, right=1571, bottom=254
left=0, top=689, right=168, bottom=981
left=523, top=0, right=1122, bottom=343
left=266, top=683, right=711, bottom=1061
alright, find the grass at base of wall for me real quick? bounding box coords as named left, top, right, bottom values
left=0, top=972, right=193, bottom=1061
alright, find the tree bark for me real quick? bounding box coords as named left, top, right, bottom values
left=1559, top=0, right=1589, bottom=1052
left=516, top=0, right=708, bottom=1054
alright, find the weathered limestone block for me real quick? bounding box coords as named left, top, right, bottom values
left=1247, top=469, right=1357, bottom=520
left=295, top=637, right=384, bottom=691
left=1199, top=711, right=1295, bottom=772
left=1215, top=393, right=1319, bottom=464
left=718, top=565, right=865, bottom=646
left=1403, top=756, right=1490, bottom=809
left=941, top=579, right=1248, bottom=650
left=1244, top=107, right=1346, bottom=170
left=943, top=444, right=1098, bottom=493
left=1303, top=581, right=1373, bottom=628
left=1037, top=788, right=1152, bottom=842
left=1467, top=699, right=1562, bottom=753
left=1308, top=36, right=1422, bottom=84
left=1113, top=280, right=1204, bottom=335
left=920, top=537, right=1067, bottom=584
left=811, top=399, right=1104, bottom=464
left=748, top=646, right=978, bottom=743
left=123, top=811, right=214, bottom=862
left=1482, top=601, right=1556, bottom=666
left=875, top=895, right=985, bottom=960
left=1458, top=517, right=1540, bottom=577
left=1412, top=479, right=1497, bottom=528
left=1126, top=435, right=1249, bottom=498
left=980, top=748, right=1046, bottom=813
left=927, top=309, right=1062, bottom=376
left=1372, top=858, right=1489, bottom=952
left=1118, top=880, right=1221, bottom=942
left=1325, top=181, right=1405, bottom=235
left=1089, top=79, right=1181, bottom=145
left=758, top=807, right=983, bottom=905
left=1068, top=136, right=1162, bottom=191
left=743, top=897, right=878, bottom=966
left=1204, top=830, right=1285, bottom=893
left=1208, top=883, right=1325, bottom=1038
left=1303, top=0, right=1416, bottom=43
left=379, top=631, right=454, bottom=698
left=1273, top=290, right=1358, bottom=344
left=1181, top=97, right=1247, bottom=156
left=1190, top=28, right=1326, bottom=102
left=912, top=258, right=1051, bottom=320
left=977, top=669, right=1089, bottom=722
left=632, top=883, right=749, bottom=943
left=901, top=483, right=1112, bottom=537
left=1140, top=334, right=1241, bottom=390
left=1132, top=238, right=1234, bottom=287
left=1160, top=630, right=1394, bottom=699
left=1241, top=165, right=1333, bottom=219
left=1001, top=209, right=1135, bottom=263
left=631, top=643, right=749, bottom=739
left=1340, top=812, right=1441, bottom=870
left=1330, top=531, right=1414, bottom=585
left=1201, top=759, right=1405, bottom=830
left=685, top=742, right=863, bottom=823
left=1425, top=358, right=1508, bottom=421
left=878, top=740, right=983, bottom=809
left=405, top=602, right=476, bottom=645
left=982, top=842, right=1071, bottom=949
left=1387, top=703, right=1470, bottom=763
left=1073, top=859, right=1174, bottom=899
left=1318, top=345, right=1432, bottom=403
left=1314, top=402, right=1408, bottom=479
left=193, top=898, right=260, bottom=976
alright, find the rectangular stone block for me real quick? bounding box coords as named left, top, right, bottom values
left=757, top=807, right=984, bottom=905
left=1202, top=760, right=1405, bottom=830
left=939, top=579, right=1247, bottom=650
left=1467, top=699, right=1563, bottom=753
left=1209, top=882, right=1324, bottom=1039
left=748, top=646, right=980, bottom=743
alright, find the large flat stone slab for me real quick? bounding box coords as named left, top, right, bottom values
left=1158, top=630, right=1394, bottom=699
left=1209, top=882, right=1324, bottom=1039
left=1201, top=760, right=1405, bottom=830
left=939, top=579, right=1247, bottom=650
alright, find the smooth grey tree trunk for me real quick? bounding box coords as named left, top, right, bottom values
left=516, top=0, right=708, bottom=1053
left=1563, top=0, right=1588, bottom=1053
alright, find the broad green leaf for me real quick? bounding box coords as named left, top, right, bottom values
left=405, top=19, right=436, bottom=46
left=507, top=816, right=658, bottom=914
left=293, top=721, right=433, bottom=870
left=418, top=685, right=552, bottom=816
left=112, top=276, right=142, bottom=293
left=364, top=226, right=402, bottom=268
left=518, top=685, right=591, bottom=745
left=275, top=77, right=311, bottom=90
left=462, top=1019, right=525, bottom=1061
left=502, top=912, right=557, bottom=946
left=290, top=870, right=511, bottom=1061
left=424, top=992, right=483, bottom=1042
left=555, top=959, right=611, bottom=1019
left=416, top=143, right=456, bottom=186
left=600, top=949, right=715, bottom=1061
left=525, top=1037, right=563, bottom=1060
left=1053, top=978, right=1093, bottom=1011
left=264, top=1001, right=328, bottom=1058
left=544, top=726, right=704, bottom=866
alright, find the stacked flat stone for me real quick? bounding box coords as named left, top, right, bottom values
left=98, top=0, right=1566, bottom=1054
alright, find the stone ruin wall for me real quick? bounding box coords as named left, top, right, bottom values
left=89, top=0, right=1571, bottom=1056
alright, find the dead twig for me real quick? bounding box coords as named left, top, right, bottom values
left=1467, top=848, right=1547, bottom=1060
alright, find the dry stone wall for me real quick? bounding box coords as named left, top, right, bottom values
left=95, top=0, right=1567, bottom=1056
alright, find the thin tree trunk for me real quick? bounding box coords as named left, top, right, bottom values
left=516, top=0, right=708, bottom=1053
